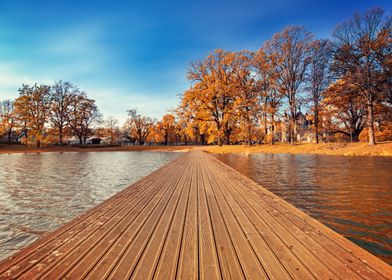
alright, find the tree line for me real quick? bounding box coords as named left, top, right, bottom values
left=0, top=81, right=102, bottom=146
left=177, top=7, right=392, bottom=146
left=0, top=7, right=391, bottom=147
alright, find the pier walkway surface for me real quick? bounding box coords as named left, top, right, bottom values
left=0, top=151, right=391, bottom=279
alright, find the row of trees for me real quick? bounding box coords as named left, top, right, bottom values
left=0, top=81, right=101, bottom=146
left=0, top=83, right=182, bottom=147
left=177, top=7, right=392, bottom=145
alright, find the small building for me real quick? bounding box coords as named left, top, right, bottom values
left=90, top=138, right=102, bottom=145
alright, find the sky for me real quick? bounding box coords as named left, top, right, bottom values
left=0, top=0, right=391, bottom=123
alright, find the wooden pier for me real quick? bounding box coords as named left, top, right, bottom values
left=0, top=151, right=391, bottom=279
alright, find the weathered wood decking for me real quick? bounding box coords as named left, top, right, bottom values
left=0, top=150, right=391, bottom=279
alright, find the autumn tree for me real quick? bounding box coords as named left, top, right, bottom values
left=176, top=88, right=210, bottom=144
left=126, top=109, right=153, bottom=145
left=263, top=26, right=313, bottom=144
left=0, top=99, right=17, bottom=145
left=253, top=48, right=283, bottom=144
left=103, top=116, right=120, bottom=144
left=14, top=84, right=51, bottom=147
left=323, top=78, right=367, bottom=141
left=232, top=51, right=259, bottom=145
left=158, top=114, right=175, bottom=145
left=50, top=81, right=79, bottom=145
left=333, top=7, right=392, bottom=145
left=67, top=93, right=102, bottom=144
left=186, top=49, right=243, bottom=145
left=305, top=39, right=333, bottom=143
left=174, top=119, right=190, bottom=145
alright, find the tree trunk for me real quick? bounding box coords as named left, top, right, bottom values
left=314, top=110, right=319, bottom=144
left=7, top=130, right=11, bottom=145
left=165, top=131, right=168, bottom=146
left=271, top=112, right=276, bottom=145
left=59, top=126, right=63, bottom=145
left=200, top=134, right=206, bottom=145
left=247, top=120, right=252, bottom=146
left=290, top=107, right=295, bottom=145
left=217, top=128, right=222, bottom=146
left=352, top=131, right=360, bottom=142
left=224, top=128, right=231, bottom=145
left=367, top=102, right=376, bottom=145
left=263, top=113, right=268, bottom=143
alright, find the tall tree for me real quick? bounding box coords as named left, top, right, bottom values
left=306, top=39, right=333, bottom=143
left=0, top=99, right=16, bottom=145
left=323, top=78, right=367, bottom=141
left=67, top=93, right=102, bottom=144
left=50, top=81, right=79, bottom=145
left=186, top=49, right=240, bottom=145
left=103, top=116, right=120, bottom=144
left=14, top=84, right=51, bottom=147
left=253, top=48, right=283, bottom=144
left=232, top=51, right=258, bottom=145
left=158, top=114, right=175, bottom=145
left=333, top=7, right=392, bottom=145
left=126, top=109, right=153, bottom=145
left=263, top=26, right=313, bottom=144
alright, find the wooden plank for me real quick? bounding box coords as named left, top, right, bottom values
left=151, top=159, right=195, bottom=279
left=130, top=159, right=195, bottom=279
left=201, top=158, right=271, bottom=279
left=172, top=155, right=199, bottom=279
left=195, top=159, right=222, bottom=280
left=199, top=157, right=246, bottom=279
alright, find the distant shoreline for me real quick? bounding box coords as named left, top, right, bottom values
left=0, top=142, right=391, bottom=157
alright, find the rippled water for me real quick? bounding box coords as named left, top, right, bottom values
left=215, top=153, right=392, bottom=265
left=0, top=151, right=179, bottom=261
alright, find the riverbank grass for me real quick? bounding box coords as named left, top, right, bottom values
left=201, top=142, right=392, bottom=157
left=1, top=142, right=391, bottom=156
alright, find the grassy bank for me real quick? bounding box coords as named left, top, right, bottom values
left=200, top=142, right=392, bottom=156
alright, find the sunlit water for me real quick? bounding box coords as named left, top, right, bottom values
left=215, top=153, right=392, bottom=265
left=0, top=151, right=179, bottom=261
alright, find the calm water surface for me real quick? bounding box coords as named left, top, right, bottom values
left=0, top=151, right=179, bottom=261
left=215, top=153, right=392, bottom=265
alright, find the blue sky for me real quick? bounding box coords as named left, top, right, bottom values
left=0, top=0, right=391, bottom=123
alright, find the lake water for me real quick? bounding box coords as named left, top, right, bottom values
left=0, top=151, right=179, bottom=261
left=215, top=153, right=392, bottom=265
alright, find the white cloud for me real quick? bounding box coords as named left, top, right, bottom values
left=0, top=64, right=53, bottom=99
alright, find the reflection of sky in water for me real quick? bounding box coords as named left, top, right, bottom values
left=0, top=151, right=179, bottom=261
left=215, top=153, right=392, bottom=265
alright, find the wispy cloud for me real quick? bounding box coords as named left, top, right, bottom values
left=0, top=63, right=53, bottom=99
